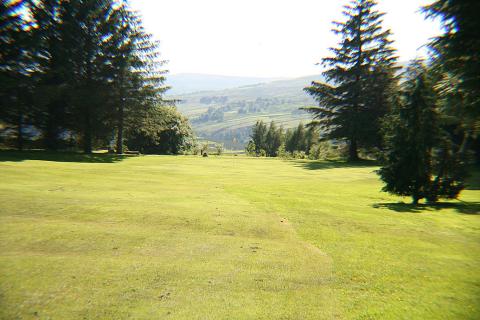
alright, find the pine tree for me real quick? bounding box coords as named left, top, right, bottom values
left=304, top=0, right=398, bottom=161
left=294, top=123, right=306, bottom=152
left=286, top=123, right=306, bottom=153
left=108, top=5, right=169, bottom=154
left=378, top=62, right=465, bottom=204
left=1, top=0, right=182, bottom=153
left=273, top=125, right=284, bottom=156
left=59, top=0, right=122, bottom=153
left=284, top=128, right=293, bottom=153
left=305, top=126, right=319, bottom=154
left=0, top=0, right=31, bottom=150
left=265, top=121, right=282, bottom=157
left=251, top=120, right=267, bottom=155
left=29, top=0, right=71, bottom=150
left=423, top=0, right=480, bottom=160
left=424, top=0, right=480, bottom=100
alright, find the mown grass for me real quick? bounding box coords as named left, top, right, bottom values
left=0, top=152, right=478, bottom=319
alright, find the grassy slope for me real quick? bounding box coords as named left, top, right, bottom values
left=0, top=153, right=478, bottom=319
left=174, top=75, right=321, bottom=143
left=192, top=112, right=311, bottom=134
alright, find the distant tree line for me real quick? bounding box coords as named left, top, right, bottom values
left=201, top=127, right=251, bottom=150
left=193, top=106, right=225, bottom=123
left=237, top=97, right=305, bottom=115
left=0, top=0, right=192, bottom=154
left=246, top=120, right=323, bottom=158
left=301, top=0, right=479, bottom=204
left=199, top=96, right=228, bottom=105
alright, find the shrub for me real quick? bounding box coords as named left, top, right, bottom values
left=215, top=143, right=224, bottom=155
left=245, top=141, right=256, bottom=156
left=277, top=144, right=287, bottom=158
left=293, top=151, right=306, bottom=159
left=200, top=143, right=209, bottom=155
left=309, top=141, right=340, bottom=160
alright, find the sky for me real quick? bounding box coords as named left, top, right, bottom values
left=128, top=0, right=441, bottom=78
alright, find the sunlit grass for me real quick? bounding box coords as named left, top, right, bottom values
left=0, top=152, right=478, bottom=319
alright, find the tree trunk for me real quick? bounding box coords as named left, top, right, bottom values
left=116, top=99, right=124, bottom=154
left=17, top=112, right=23, bottom=151
left=348, top=138, right=359, bottom=161
left=83, top=110, right=92, bottom=154
left=458, top=131, right=470, bottom=156
left=84, top=32, right=94, bottom=155
left=348, top=13, right=363, bottom=164
left=412, top=189, right=420, bottom=205
left=45, top=103, right=58, bottom=151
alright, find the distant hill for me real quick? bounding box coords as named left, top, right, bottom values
left=172, top=75, right=324, bottom=149
left=166, top=73, right=282, bottom=94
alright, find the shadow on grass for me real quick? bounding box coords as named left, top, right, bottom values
left=372, top=201, right=480, bottom=215
left=0, top=150, right=130, bottom=163
left=466, top=167, right=480, bottom=190
left=290, top=159, right=378, bottom=170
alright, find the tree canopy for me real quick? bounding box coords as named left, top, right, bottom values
left=0, top=0, right=192, bottom=154
left=304, top=0, right=399, bottom=161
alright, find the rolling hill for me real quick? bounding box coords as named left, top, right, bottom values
left=166, top=73, right=282, bottom=95
left=170, top=75, right=324, bottom=149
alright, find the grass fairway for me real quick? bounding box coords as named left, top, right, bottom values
left=0, top=152, right=479, bottom=319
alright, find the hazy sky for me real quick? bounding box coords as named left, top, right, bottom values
left=129, top=0, right=441, bottom=78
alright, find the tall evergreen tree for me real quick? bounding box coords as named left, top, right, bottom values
left=291, top=123, right=306, bottom=153
left=304, top=0, right=398, bottom=161
left=265, top=121, right=282, bottom=157
left=378, top=62, right=465, bottom=204
left=284, top=128, right=293, bottom=153
left=423, top=0, right=480, bottom=160
left=107, top=5, right=169, bottom=154
left=424, top=0, right=480, bottom=101
left=0, top=0, right=31, bottom=150
left=60, top=0, right=121, bottom=153
left=305, top=126, right=319, bottom=154
left=0, top=0, right=189, bottom=154
left=29, top=0, right=70, bottom=150
left=251, top=120, right=267, bottom=154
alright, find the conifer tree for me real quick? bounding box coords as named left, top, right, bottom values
left=29, top=0, right=70, bottom=150
left=305, top=126, right=319, bottom=154
left=108, top=5, right=169, bottom=154
left=423, top=0, right=480, bottom=160
left=59, top=0, right=122, bottom=153
left=0, top=0, right=30, bottom=150
left=0, top=0, right=187, bottom=153
left=265, top=121, right=282, bottom=157
left=424, top=0, right=479, bottom=101
left=251, top=120, right=267, bottom=155
left=378, top=62, right=465, bottom=204
left=284, top=129, right=293, bottom=153
left=286, top=123, right=306, bottom=153
left=293, top=123, right=306, bottom=152
left=304, top=0, right=398, bottom=161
